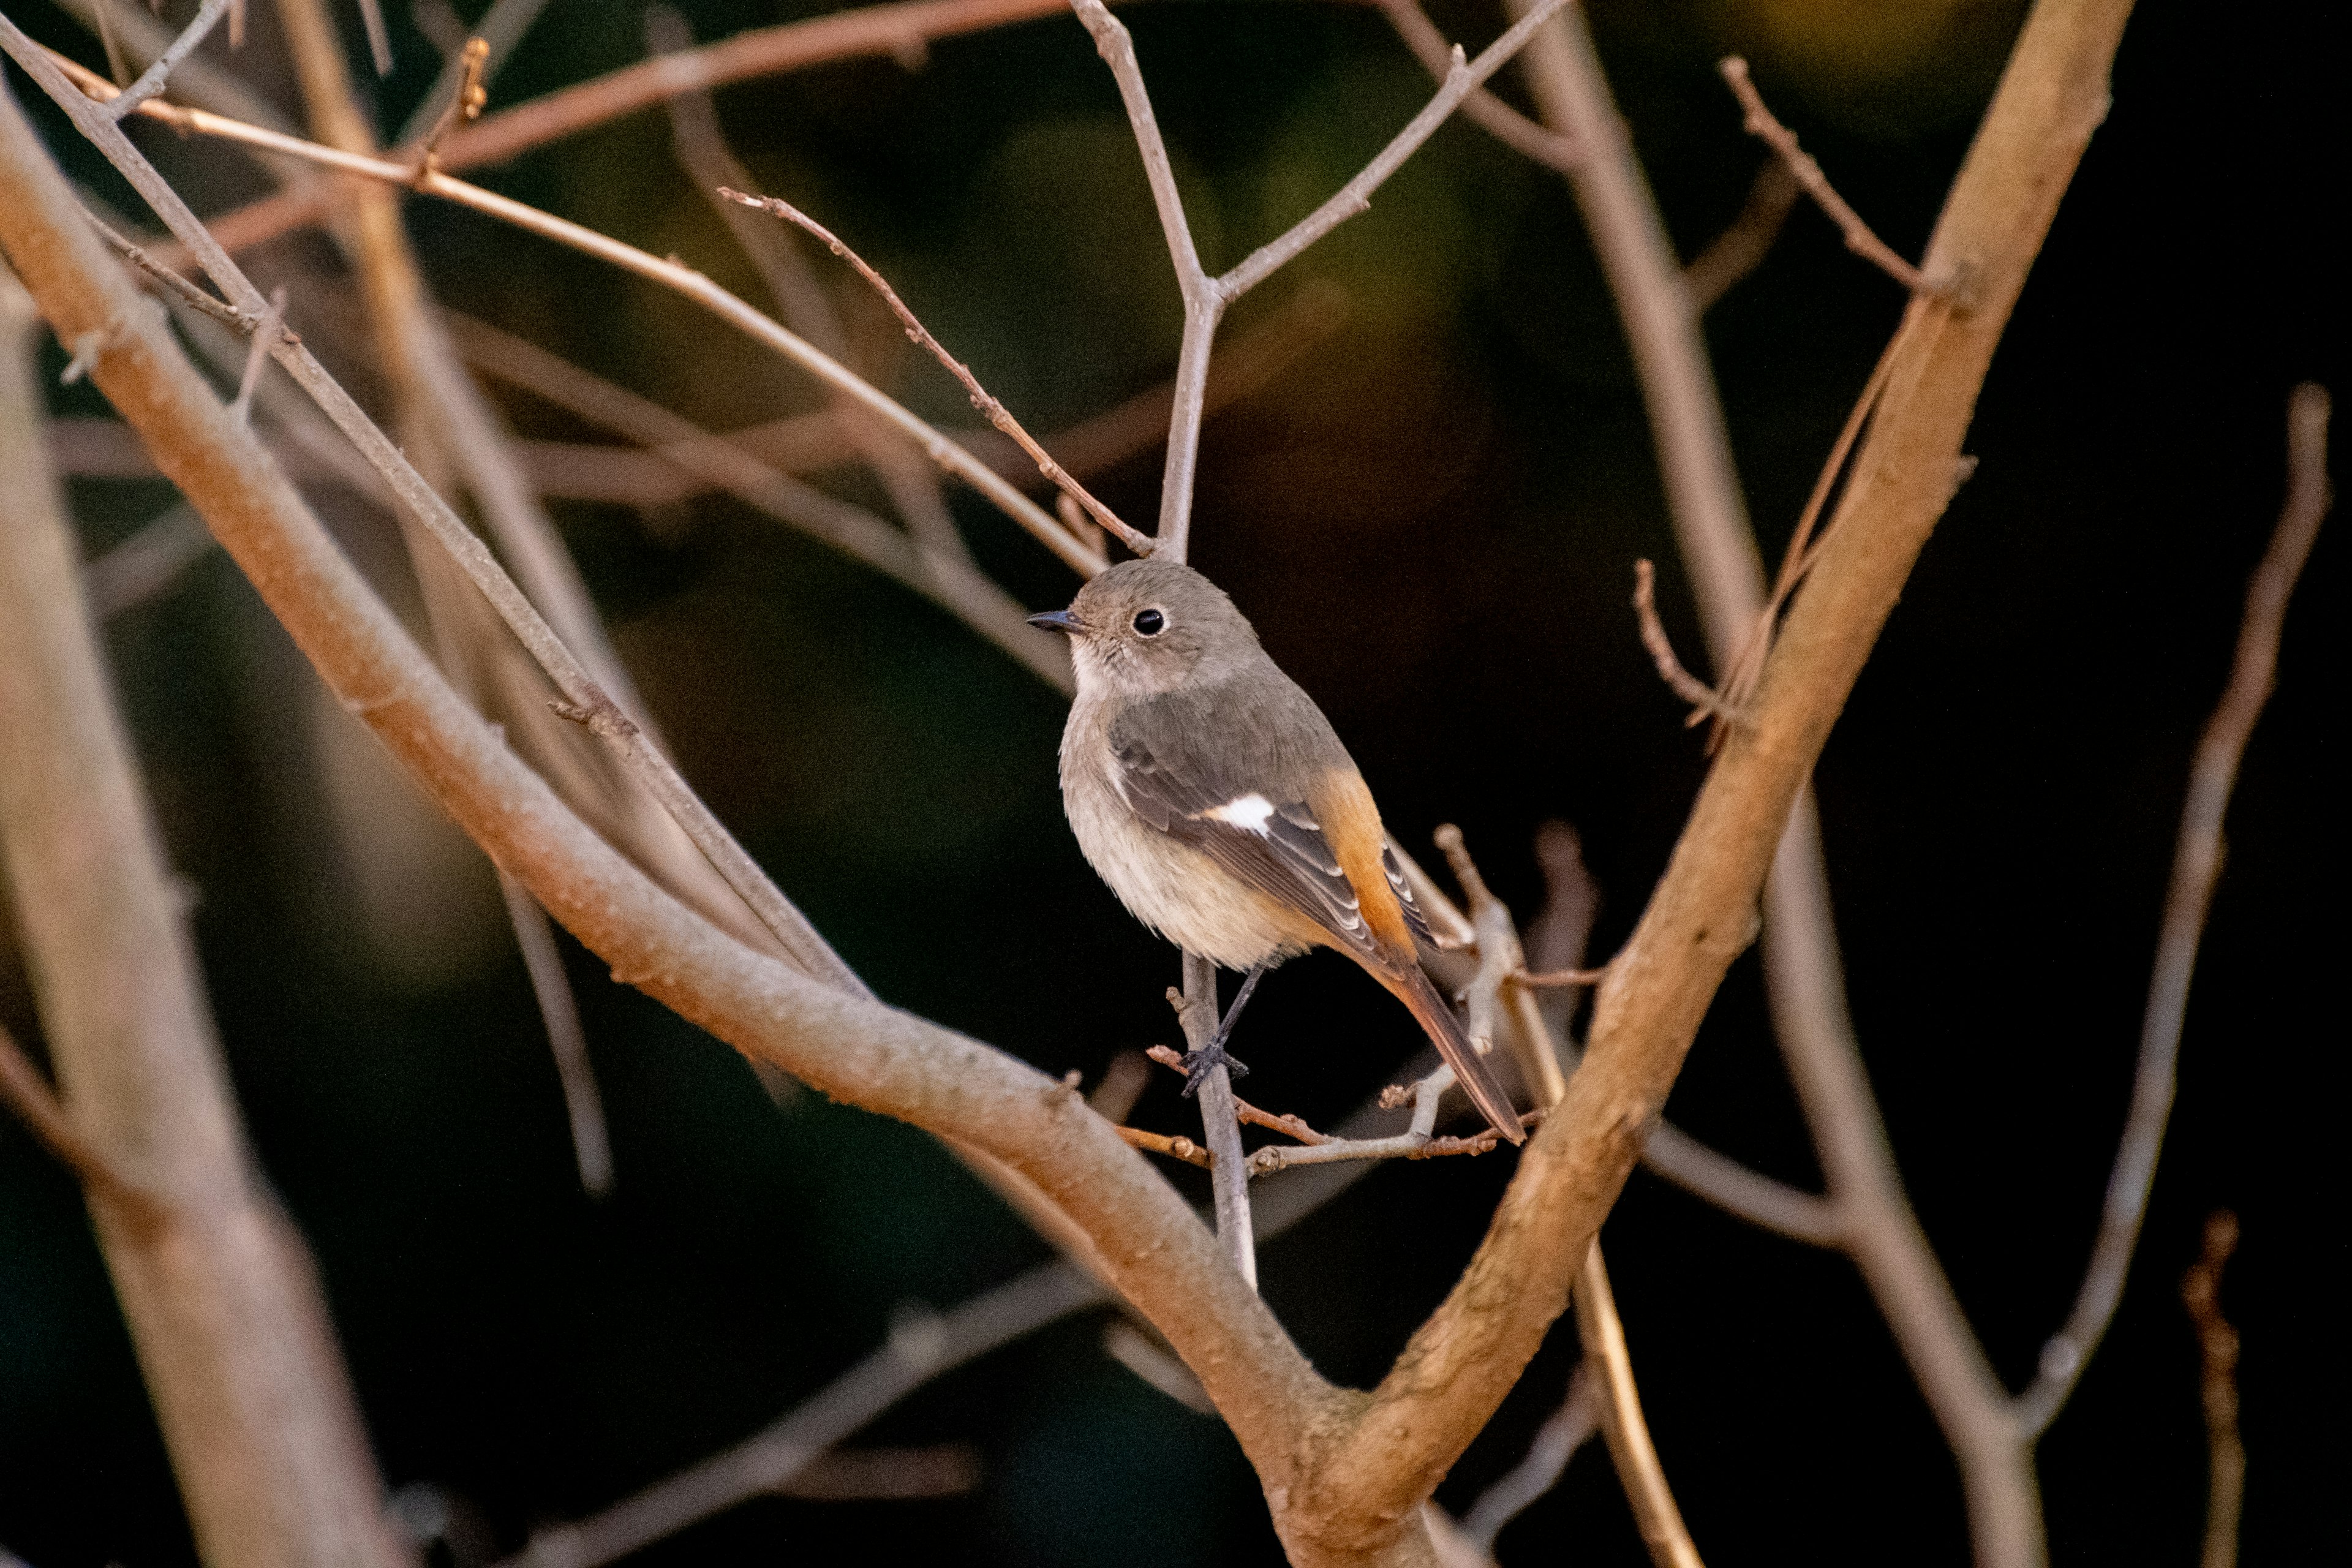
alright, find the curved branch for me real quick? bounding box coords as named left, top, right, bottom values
left=0, top=72, right=1341, bottom=1497
left=2012, top=385, right=2331, bottom=1436
left=1299, top=4, right=2133, bottom=1552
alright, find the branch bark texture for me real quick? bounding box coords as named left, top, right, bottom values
left=0, top=267, right=407, bottom=1568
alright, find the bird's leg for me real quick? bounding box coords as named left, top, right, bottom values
left=1179, top=962, right=1264, bottom=1096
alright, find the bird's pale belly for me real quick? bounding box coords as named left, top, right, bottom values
left=1062, top=755, right=1306, bottom=971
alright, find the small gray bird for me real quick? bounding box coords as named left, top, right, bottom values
left=1029, top=559, right=1525, bottom=1144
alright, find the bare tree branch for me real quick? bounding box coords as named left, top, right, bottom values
left=198, top=0, right=1138, bottom=258
left=28, top=37, right=1105, bottom=577
left=443, top=309, right=1069, bottom=689
left=2180, top=1212, right=2243, bottom=1568
left=1719, top=58, right=1935, bottom=294
left=2013, top=384, right=2331, bottom=1436
left=1074, top=0, right=1573, bottom=557
left=2, top=19, right=875, bottom=997
left=1575, top=1243, right=1703, bottom=1568
left=1438, top=824, right=1703, bottom=1568
left=1681, top=158, right=1800, bottom=314
left=1175, top=956, right=1256, bottom=1287
left=0, top=1016, right=166, bottom=1224
left=104, top=0, right=236, bottom=121
left=722, top=185, right=1155, bottom=556
left=1374, top=0, right=1579, bottom=174
left=0, top=257, right=408, bottom=1568
left=1305, top=9, right=2133, bottom=1555
left=1456, top=1365, right=1600, bottom=1553
left=83, top=502, right=216, bottom=618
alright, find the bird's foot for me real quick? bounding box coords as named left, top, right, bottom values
left=1177, top=1039, right=1250, bottom=1097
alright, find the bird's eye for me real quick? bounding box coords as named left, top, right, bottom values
left=1133, top=608, right=1166, bottom=636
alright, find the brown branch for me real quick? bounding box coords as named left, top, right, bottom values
left=1118, top=1125, right=1212, bottom=1169
left=1632, top=559, right=1739, bottom=723
left=1300, top=8, right=2133, bottom=1559
left=1435, top=824, right=1702, bottom=1568
left=29, top=37, right=1104, bottom=577
left=1575, top=1243, right=1703, bottom=1568
left=1718, top=58, right=1935, bottom=293
left=498, top=871, right=614, bottom=1197
left=413, top=36, right=489, bottom=176
left=2, top=74, right=1345, bottom=1521
left=648, top=6, right=972, bottom=571
left=775, top=1444, right=981, bottom=1501
left=443, top=308, right=1069, bottom=690
left=0, top=257, right=408, bottom=1568
left=1491, top=4, right=2076, bottom=1559
left=1682, top=157, right=1800, bottom=314
left=2180, top=1211, right=2244, bottom=1568
left=721, top=186, right=1155, bottom=556
left=0, top=1017, right=165, bottom=1224
left=197, top=0, right=1124, bottom=259
left=102, top=0, right=235, bottom=122
left=2013, top=383, right=2331, bottom=1435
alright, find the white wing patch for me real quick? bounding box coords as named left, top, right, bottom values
left=1199, top=793, right=1276, bottom=834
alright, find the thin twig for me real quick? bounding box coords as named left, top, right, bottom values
left=722, top=186, right=1153, bottom=556
left=1172, top=957, right=1254, bottom=1286
left=1633, top=559, right=1738, bottom=723
left=1457, top=1364, right=1601, bottom=1551
left=495, top=1264, right=1103, bottom=1568
left=1683, top=157, right=1801, bottom=314
left=649, top=6, right=970, bottom=571
left=1142, top=1044, right=1327, bottom=1142
left=1076, top=0, right=1574, bottom=556
left=1577, top=1242, right=1705, bottom=1568
left=0, top=1019, right=167, bottom=1225
left=497, top=871, right=612, bottom=1198
left=2180, top=1211, right=2244, bottom=1568
left=194, top=0, right=1114, bottom=260
left=442, top=309, right=1068, bottom=689
left=2014, top=383, right=2331, bottom=1436
left=355, top=0, right=392, bottom=76
left=775, top=1444, right=981, bottom=1501
left=225, top=282, right=284, bottom=426
left=104, top=0, right=235, bottom=121
left=1716, top=313, right=1915, bottom=717
left=31, top=39, right=1107, bottom=577
left=1117, top=1124, right=1211, bottom=1169
left=1719, top=58, right=1934, bottom=293
left=1375, top=0, right=1579, bottom=175
left=412, top=36, right=489, bottom=177
left=392, top=0, right=551, bottom=146
left=1142, top=1042, right=1531, bottom=1172
left=83, top=502, right=216, bottom=618
left=1515, top=965, right=1608, bottom=989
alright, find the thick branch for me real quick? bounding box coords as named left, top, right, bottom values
left=0, top=81, right=1343, bottom=1501
left=0, top=259, right=405, bottom=1568
left=1298, top=5, right=2132, bottom=1554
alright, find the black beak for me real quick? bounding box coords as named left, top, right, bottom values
left=1027, top=609, right=1085, bottom=635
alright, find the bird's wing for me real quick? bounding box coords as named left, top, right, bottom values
left=1107, top=684, right=1434, bottom=962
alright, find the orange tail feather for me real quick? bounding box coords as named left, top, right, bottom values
left=1382, top=963, right=1526, bottom=1145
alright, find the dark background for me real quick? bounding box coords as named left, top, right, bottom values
left=2, top=0, right=2343, bottom=1563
